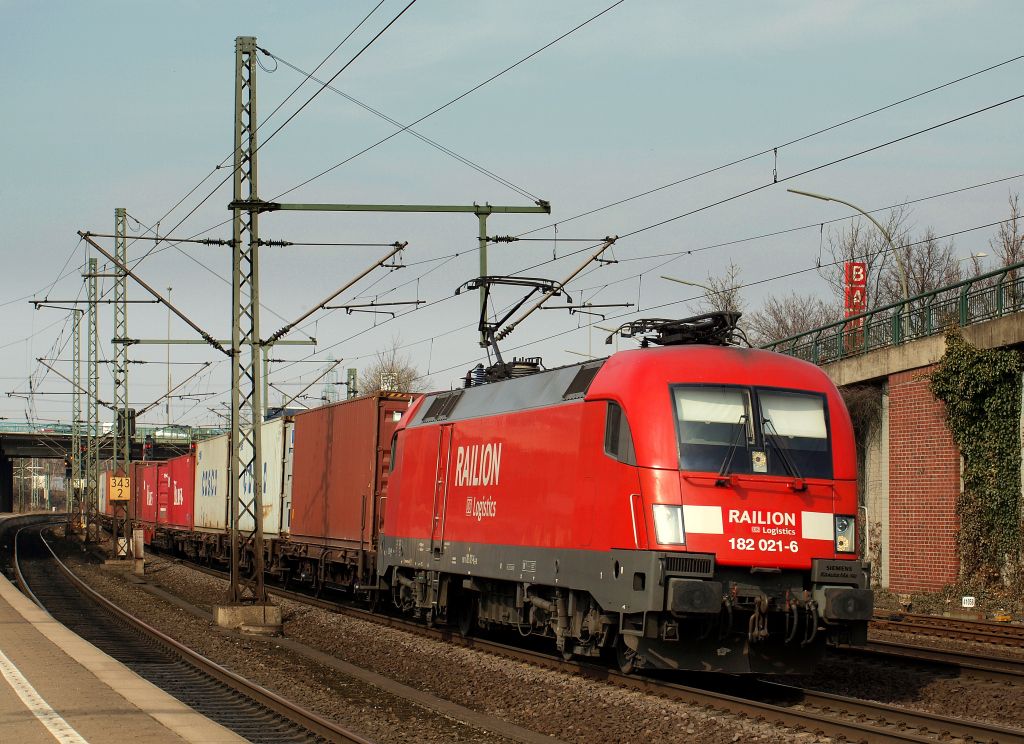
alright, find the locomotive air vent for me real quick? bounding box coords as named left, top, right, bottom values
left=663, top=554, right=714, bottom=578
left=562, top=361, right=604, bottom=400
left=422, top=391, right=463, bottom=422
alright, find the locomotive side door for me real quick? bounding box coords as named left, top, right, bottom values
left=430, top=424, right=454, bottom=558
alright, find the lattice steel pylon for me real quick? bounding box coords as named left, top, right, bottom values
left=71, top=308, right=82, bottom=532
left=85, top=258, right=100, bottom=542
left=111, top=207, right=131, bottom=557
left=228, top=35, right=267, bottom=604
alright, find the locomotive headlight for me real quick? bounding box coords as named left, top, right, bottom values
left=834, top=515, right=856, bottom=553
left=653, top=504, right=686, bottom=545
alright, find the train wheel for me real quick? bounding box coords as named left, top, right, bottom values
left=458, top=592, right=478, bottom=637
left=615, top=636, right=636, bottom=675
left=560, top=641, right=575, bottom=662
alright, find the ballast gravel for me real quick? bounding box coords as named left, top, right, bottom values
left=66, top=549, right=826, bottom=744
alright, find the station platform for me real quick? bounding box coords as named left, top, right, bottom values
left=0, top=517, right=244, bottom=743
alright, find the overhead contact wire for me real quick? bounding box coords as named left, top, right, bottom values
left=131, top=1, right=414, bottom=269
left=514, top=51, right=1024, bottom=237
left=131, top=1, right=389, bottom=260
left=274, top=0, right=627, bottom=201
left=151, top=50, right=1024, bottom=280
left=509, top=92, right=1024, bottom=280
left=414, top=216, right=1016, bottom=382
left=265, top=50, right=538, bottom=201
left=571, top=171, right=1024, bottom=293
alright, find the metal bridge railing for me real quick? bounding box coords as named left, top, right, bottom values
left=0, top=422, right=228, bottom=442
left=765, top=261, right=1024, bottom=365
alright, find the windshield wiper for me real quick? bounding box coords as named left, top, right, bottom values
left=762, top=418, right=804, bottom=486
left=715, top=414, right=747, bottom=486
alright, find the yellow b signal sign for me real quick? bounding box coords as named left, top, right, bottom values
left=109, top=475, right=131, bottom=502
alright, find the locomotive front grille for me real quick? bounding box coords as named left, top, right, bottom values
left=663, top=554, right=714, bottom=578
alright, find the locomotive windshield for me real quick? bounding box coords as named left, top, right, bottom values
left=672, top=385, right=832, bottom=479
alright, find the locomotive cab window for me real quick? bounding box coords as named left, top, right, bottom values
left=757, top=389, right=832, bottom=479
left=604, top=402, right=637, bottom=465
left=672, top=384, right=833, bottom=478
left=389, top=430, right=399, bottom=473
left=673, top=386, right=753, bottom=473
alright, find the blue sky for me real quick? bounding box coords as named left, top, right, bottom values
left=2, top=1, right=1021, bottom=424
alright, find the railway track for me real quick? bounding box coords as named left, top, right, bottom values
left=838, top=639, right=1024, bottom=685
left=873, top=610, right=1024, bottom=648
left=14, top=526, right=371, bottom=744
left=159, top=555, right=1024, bottom=743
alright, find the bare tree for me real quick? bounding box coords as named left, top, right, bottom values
left=746, top=292, right=841, bottom=346
left=990, top=193, right=1023, bottom=266
left=986, top=193, right=1024, bottom=309
left=357, top=337, right=430, bottom=395
left=820, top=205, right=967, bottom=309
left=697, top=260, right=746, bottom=316
left=819, top=206, right=912, bottom=311
left=874, top=227, right=961, bottom=307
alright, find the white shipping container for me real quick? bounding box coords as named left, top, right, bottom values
left=241, top=418, right=285, bottom=537
left=281, top=421, right=294, bottom=534
left=192, top=419, right=292, bottom=536
left=194, top=433, right=229, bottom=531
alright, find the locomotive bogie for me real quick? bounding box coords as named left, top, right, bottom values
left=385, top=566, right=616, bottom=658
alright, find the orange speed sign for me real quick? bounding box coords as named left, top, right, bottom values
left=109, top=475, right=131, bottom=502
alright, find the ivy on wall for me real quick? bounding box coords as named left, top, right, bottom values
left=930, top=332, right=1022, bottom=587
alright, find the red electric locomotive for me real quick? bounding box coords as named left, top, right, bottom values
left=379, top=313, right=872, bottom=674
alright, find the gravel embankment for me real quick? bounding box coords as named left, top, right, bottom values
left=66, top=548, right=824, bottom=744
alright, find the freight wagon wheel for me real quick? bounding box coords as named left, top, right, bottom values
left=458, top=592, right=479, bottom=637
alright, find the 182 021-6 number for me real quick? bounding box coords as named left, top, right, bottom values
left=728, top=537, right=799, bottom=553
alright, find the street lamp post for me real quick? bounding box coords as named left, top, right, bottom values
left=787, top=188, right=909, bottom=302
left=661, top=275, right=714, bottom=293
left=662, top=275, right=725, bottom=312
left=166, top=286, right=172, bottom=426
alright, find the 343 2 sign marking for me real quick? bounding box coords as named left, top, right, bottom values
left=109, top=476, right=131, bottom=502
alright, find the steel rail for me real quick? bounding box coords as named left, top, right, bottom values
left=10, top=518, right=64, bottom=605
left=755, top=679, right=1024, bottom=743
left=26, top=526, right=372, bottom=744
left=874, top=611, right=1024, bottom=647
left=840, top=639, right=1024, bottom=684
left=877, top=609, right=1024, bottom=633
